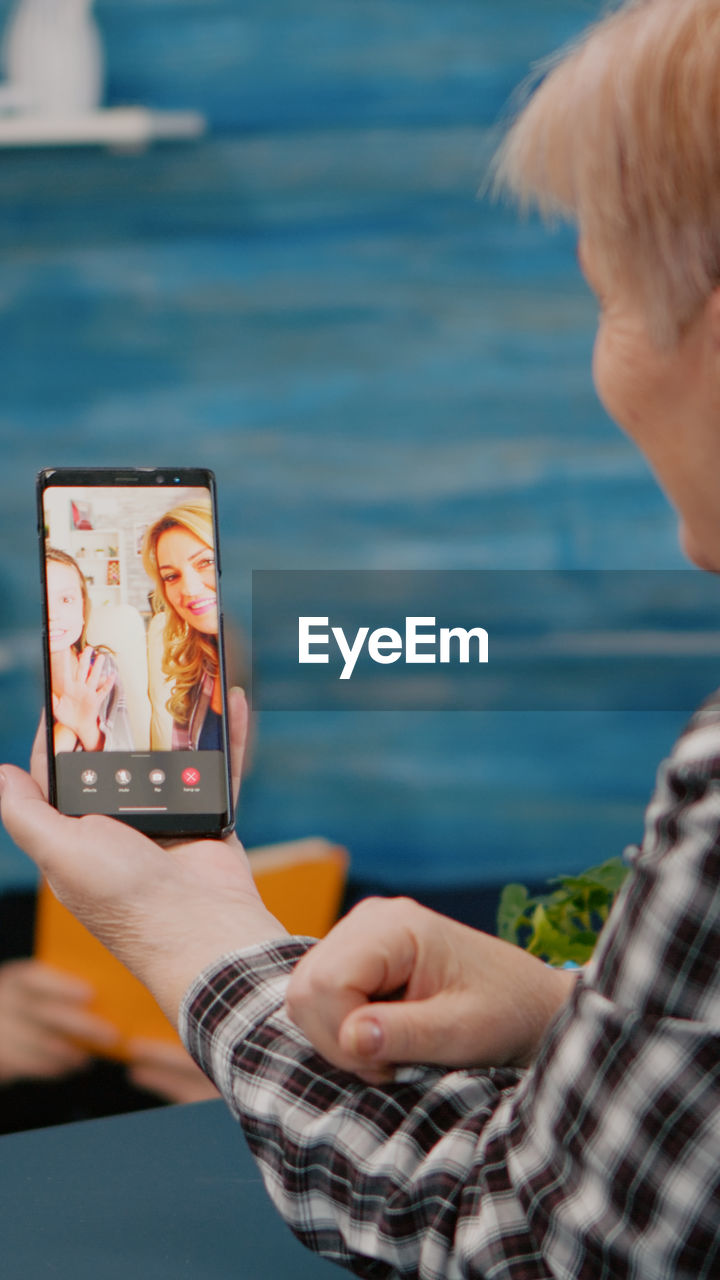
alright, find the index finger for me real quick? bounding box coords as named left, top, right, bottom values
left=77, top=647, right=93, bottom=680
left=12, top=959, right=93, bottom=1003
left=227, top=686, right=249, bottom=807
left=290, top=898, right=418, bottom=1006
left=284, top=900, right=418, bottom=1070
left=86, top=652, right=104, bottom=687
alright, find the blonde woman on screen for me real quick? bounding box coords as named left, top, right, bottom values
left=142, top=499, right=223, bottom=751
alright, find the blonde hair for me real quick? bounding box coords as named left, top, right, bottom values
left=142, top=498, right=217, bottom=727
left=492, top=0, right=720, bottom=344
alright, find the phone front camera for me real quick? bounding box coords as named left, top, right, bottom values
left=174, top=476, right=180, bottom=483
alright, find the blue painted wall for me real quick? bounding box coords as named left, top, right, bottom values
left=0, top=1, right=692, bottom=892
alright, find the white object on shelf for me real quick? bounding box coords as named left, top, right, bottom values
left=0, top=0, right=206, bottom=150
left=69, top=527, right=125, bottom=608
left=0, top=106, right=206, bottom=148
left=3, top=0, right=104, bottom=116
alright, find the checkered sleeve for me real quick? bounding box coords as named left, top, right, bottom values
left=180, top=696, right=720, bottom=1280
left=500, top=695, right=720, bottom=1280
left=180, top=939, right=550, bottom=1279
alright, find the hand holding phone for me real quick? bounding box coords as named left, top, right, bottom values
left=37, top=468, right=234, bottom=839
left=0, top=688, right=285, bottom=1028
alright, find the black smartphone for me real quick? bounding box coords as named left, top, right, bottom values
left=37, top=467, right=234, bottom=838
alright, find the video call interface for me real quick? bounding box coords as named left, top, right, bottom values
left=42, top=483, right=227, bottom=817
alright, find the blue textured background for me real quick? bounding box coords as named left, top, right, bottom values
left=0, top=1, right=694, bottom=896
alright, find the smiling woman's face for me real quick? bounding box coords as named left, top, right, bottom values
left=157, top=526, right=218, bottom=635
left=580, top=240, right=720, bottom=572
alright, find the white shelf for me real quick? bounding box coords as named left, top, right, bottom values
left=0, top=106, right=206, bottom=149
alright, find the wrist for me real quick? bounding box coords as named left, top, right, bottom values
left=78, top=722, right=103, bottom=751
left=125, top=894, right=288, bottom=1027
left=53, top=725, right=77, bottom=752
left=512, top=956, right=579, bottom=1066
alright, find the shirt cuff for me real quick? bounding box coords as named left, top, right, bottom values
left=178, top=937, right=317, bottom=1081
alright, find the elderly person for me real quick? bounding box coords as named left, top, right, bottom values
left=1, top=0, right=720, bottom=1274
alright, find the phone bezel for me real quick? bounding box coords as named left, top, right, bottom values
left=37, top=466, right=234, bottom=839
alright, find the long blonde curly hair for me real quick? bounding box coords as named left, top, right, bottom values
left=142, top=498, right=218, bottom=727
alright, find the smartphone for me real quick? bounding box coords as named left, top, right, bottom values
left=37, top=467, right=234, bottom=838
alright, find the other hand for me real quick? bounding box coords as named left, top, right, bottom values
left=0, top=690, right=287, bottom=1028
left=0, top=958, right=117, bottom=1083
left=285, top=897, right=578, bottom=1083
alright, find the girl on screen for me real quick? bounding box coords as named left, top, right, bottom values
left=46, top=547, right=133, bottom=753
left=142, top=499, right=223, bottom=750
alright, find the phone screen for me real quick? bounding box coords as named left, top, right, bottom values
left=37, top=468, right=233, bottom=838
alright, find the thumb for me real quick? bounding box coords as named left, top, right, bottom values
left=340, top=994, right=453, bottom=1067
left=0, top=764, right=76, bottom=878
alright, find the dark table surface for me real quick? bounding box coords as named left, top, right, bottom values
left=0, top=1098, right=342, bottom=1279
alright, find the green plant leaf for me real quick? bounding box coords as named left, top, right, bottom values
left=527, top=906, right=597, bottom=964
left=497, top=883, right=530, bottom=943
left=497, top=857, right=630, bottom=964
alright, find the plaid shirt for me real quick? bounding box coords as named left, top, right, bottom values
left=181, top=696, right=720, bottom=1280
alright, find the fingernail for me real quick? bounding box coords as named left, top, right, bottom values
left=351, top=1017, right=383, bottom=1058
left=0, top=769, right=6, bottom=796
